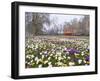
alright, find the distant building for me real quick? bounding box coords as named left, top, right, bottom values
left=64, top=27, right=75, bottom=36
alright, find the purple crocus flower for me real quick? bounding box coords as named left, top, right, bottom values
left=67, top=48, right=80, bottom=55
left=74, top=58, right=79, bottom=62
left=85, top=56, right=90, bottom=61
left=86, top=48, right=89, bottom=52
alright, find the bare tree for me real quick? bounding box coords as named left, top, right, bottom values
left=25, top=13, right=50, bottom=37
left=63, top=16, right=89, bottom=36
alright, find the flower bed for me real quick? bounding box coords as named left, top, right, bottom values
left=25, top=36, right=89, bottom=68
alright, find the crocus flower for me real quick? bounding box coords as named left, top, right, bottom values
left=86, top=48, right=89, bottom=52
left=73, top=58, right=78, bottom=62
left=85, top=56, right=90, bottom=61
left=67, top=48, right=80, bottom=55
left=63, top=48, right=67, bottom=52
left=43, top=51, right=48, bottom=56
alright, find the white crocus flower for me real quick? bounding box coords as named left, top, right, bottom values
left=30, top=60, right=33, bottom=63
left=36, top=59, right=40, bottom=64
left=78, top=59, right=82, bottom=64
left=75, top=53, right=79, bottom=56
left=35, top=57, right=38, bottom=61
left=44, top=60, right=48, bottom=64
left=69, top=62, right=75, bottom=66
left=64, top=48, right=67, bottom=50
left=67, top=56, right=71, bottom=59
left=58, top=57, right=62, bottom=60
left=26, top=55, right=30, bottom=59
left=40, top=52, right=42, bottom=55
left=48, top=57, right=51, bottom=60
left=48, top=62, right=51, bottom=65
left=57, top=62, right=62, bottom=65
left=55, top=56, right=57, bottom=59
left=50, top=53, right=53, bottom=56
left=56, top=52, right=61, bottom=56
left=81, top=52, right=85, bottom=56
left=42, top=55, right=45, bottom=59
left=44, top=51, right=47, bottom=54
left=31, top=55, right=34, bottom=58
left=48, top=64, right=52, bottom=68
left=66, top=51, right=69, bottom=55
left=35, top=44, right=38, bottom=49
left=83, top=60, right=86, bottom=63
left=38, top=64, right=42, bottom=68
left=27, top=62, right=30, bottom=65
left=63, top=56, right=66, bottom=59
left=55, top=54, right=58, bottom=57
